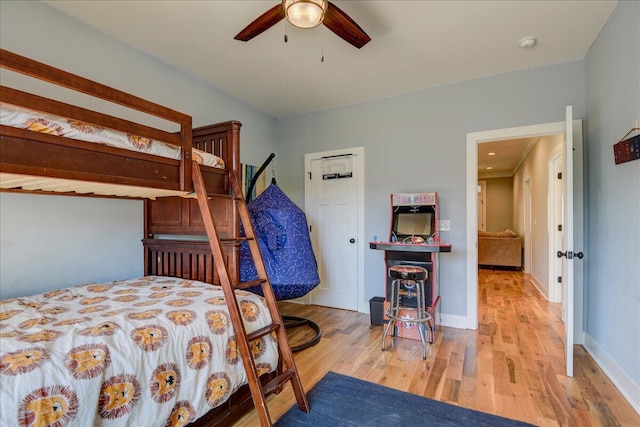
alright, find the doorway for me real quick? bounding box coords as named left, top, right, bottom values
left=466, top=117, right=584, bottom=376
left=304, top=147, right=365, bottom=312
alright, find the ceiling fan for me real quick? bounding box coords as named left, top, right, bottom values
left=234, top=0, right=371, bottom=49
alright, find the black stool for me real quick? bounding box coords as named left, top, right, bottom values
left=382, top=265, right=432, bottom=359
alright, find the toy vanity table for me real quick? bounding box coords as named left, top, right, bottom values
left=369, top=192, right=451, bottom=342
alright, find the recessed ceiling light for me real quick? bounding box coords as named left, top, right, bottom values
left=519, top=36, right=537, bottom=49
left=488, top=152, right=496, bottom=156
left=486, top=166, right=493, bottom=170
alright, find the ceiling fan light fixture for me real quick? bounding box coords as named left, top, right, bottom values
left=284, top=0, right=328, bottom=29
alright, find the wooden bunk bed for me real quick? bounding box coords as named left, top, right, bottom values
left=0, top=49, right=233, bottom=198
left=0, top=49, right=307, bottom=427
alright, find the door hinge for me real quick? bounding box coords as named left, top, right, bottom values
left=557, top=276, right=562, bottom=283
left=557, top=172, right=562, bottom=179
left=558, top=224, right=562, bottom=232
left=308, top=172, right=312, bottom=180
left=309, top=225, right=312, bottom=232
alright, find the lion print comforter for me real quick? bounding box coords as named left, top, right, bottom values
left=0, top=276, right=278, bottom=427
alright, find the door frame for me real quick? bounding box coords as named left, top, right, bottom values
left=466, top=120, right=583, bottom=335
left=523, top=175, right=532, bottom=275
left=304, top=146, right=366, bottom=312
left=477, top=180, right=487, bottom=231
left=548, top=150, right=564, bottom=303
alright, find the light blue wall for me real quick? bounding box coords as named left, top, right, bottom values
left=0, top=1, right=277, bottom=297
left=276, top=61, right=586, bottom=318
left=0, top=194, right=142, bottom=299
left=1, top=0, right=637, bottom=406
left=585, top=0, right=640, bottom=393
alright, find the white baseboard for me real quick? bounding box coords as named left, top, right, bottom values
left=441, top=313, right=470, bottom=329
left=529, top=273, right=549, bottom=300
left=584, top=333, right=640, bottom=415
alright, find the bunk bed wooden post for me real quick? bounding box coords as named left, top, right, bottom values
left=227, top=122, right=241, bottom=187
left=180, top=123, right=193, bottom=192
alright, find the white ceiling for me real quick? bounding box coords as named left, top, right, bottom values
left=43, top=1, right=615, bottom=175
left=478, top=137, right=538, bottom=178
left=44, top=0, right=616, bottom=121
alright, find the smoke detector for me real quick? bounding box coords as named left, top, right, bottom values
left=518, top=37, right=537, bottom=49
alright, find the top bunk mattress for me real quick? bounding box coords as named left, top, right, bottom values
left=0, top=103, right=225, bottom=169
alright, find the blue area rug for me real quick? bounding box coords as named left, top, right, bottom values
left=275, top=372, right=536, bottom=426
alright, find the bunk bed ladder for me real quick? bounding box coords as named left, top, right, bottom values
left=191, top=162, right=310, bottom=427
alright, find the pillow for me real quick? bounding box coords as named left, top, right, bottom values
left=498, top=229, right=518, bottom=237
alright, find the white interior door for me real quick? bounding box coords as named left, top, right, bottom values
left=561, top=105, right=575, bottom=377
left=305, top=153, right=359, bottom=311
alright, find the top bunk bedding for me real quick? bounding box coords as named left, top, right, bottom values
left=0, top=49, right=238, bottom=198
left=0, top=103, right=225, bottom=169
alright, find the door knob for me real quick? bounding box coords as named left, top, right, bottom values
left=349, top=238, right=356, bottom=244
left=558, top=250, right=579, bottom=260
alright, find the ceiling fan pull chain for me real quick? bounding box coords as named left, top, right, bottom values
left=284, top=20, right=289, bottom=43
left=320, top=26, right=325, bottom=62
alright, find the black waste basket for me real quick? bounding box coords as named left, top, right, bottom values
left=369, top=297, right=385, bottom=325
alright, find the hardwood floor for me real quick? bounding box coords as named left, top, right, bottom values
left=235, top=269, right=640, bottom=426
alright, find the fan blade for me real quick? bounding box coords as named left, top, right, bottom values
left=323, top=2, right=371, bottom=49
left=234, top=3, right=285, bottom=42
